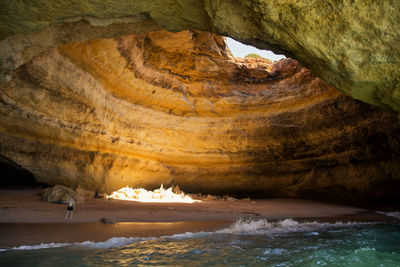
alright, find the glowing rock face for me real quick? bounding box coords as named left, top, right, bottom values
left=106, top=185, right=201, bottom=203
left=0, top=29, right=399, bottom=203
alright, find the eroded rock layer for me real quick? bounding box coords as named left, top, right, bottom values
left=1, top=30, right=399, bottom=203
left=1, top=0, right=400, bottom=114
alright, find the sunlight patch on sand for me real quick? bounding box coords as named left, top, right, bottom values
left=106, top=185, right=201, bottom=203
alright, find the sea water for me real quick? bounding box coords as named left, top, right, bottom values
left=1, top=218, right=399, bottom=266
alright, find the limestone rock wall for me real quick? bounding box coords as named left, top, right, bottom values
left=1, top=0, right=400, bottom=114
left=1, top=30, right=399, bottom=203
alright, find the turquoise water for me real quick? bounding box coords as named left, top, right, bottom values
left=1, top=219, right=399, bottom=266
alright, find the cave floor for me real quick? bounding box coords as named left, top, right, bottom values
left=0, top=187, right=393, bottom=223
left=0, top=187, right=398, bottom=247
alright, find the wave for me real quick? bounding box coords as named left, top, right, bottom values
left=77, top=236, right=155, bottom=249
left=0, top=237, right=154, bottom=252
left=0, top=242, right=70, bottom=252
left=0, top=218, right=373, bottom=252
left=215, top=218, right=372, bottom=235
left=376, top=211, right=400, bottom=219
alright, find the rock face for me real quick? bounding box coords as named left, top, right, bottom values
left=41, top=185, right=84, bottom=204
left=1, top=30, right=399, bottom=204
left=1, top=0, right=400, bottom=114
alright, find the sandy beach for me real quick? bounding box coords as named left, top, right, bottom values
left=0, top=187, right=398, bottom=248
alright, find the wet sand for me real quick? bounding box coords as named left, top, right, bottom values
left=0, top=187, right=398, bottom=248
left=0, top=221, right=232, bottom=247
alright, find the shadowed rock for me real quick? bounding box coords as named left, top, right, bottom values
left=100, top=218, right=115, bottom=224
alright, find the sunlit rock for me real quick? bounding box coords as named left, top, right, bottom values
left=0, top=29, right=399, bottom=204
left=41, top=185, right=84, bottom=204
left=1, top=1, right=399, bottom=113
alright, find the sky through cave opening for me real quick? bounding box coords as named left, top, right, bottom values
left=225, top=37, right=286, bottom=61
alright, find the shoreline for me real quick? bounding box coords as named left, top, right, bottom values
left=0, top=221, right=232, bottom=248
left=0, top=187, right=399, bottom=248
left=1, top=213, right=398, bottom=248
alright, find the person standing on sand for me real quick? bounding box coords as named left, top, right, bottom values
left=65, top=196, right=75, bottom=219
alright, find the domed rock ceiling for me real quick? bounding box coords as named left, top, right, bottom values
left=1, top=1, right=400, bottom=114
left=0, top=1, right=400, bottom=205
left=0, top=29, right=399, bottom=204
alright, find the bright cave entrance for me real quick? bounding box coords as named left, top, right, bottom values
left=225, top=37, right=286, bottom=61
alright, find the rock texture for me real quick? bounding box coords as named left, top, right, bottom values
left=1, top=1, right=400, bottom=114
left=1, top=30, right=399, bottom=204
left=41, top=185, right=84, bottom=204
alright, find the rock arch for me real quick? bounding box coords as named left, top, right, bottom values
left=0, top=1, right=399, bottom=204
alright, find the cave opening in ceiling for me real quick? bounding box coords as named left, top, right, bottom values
left=1, top=2, right=400, bottom=265
left=0, top=26, right=399, bottom=205
left=225, top=37, right=286, bottom=61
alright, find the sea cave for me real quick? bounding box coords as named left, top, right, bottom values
left=0, top=1, right=400, bottom=265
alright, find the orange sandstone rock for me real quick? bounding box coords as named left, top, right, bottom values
left=0, top=30, right=399, bottom=204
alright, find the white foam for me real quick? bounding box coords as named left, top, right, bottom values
left=0, top=237, right=153, bottom=252
left=161, top=231, right=209, bottom=240
left=77, top=237, right=154, bottom=249
left=1, top=242, right=71, bottom=252
left=216, top=218, right=371, bottom=235
left=164, top=218, right=372, bottom=238
left=376, top=211, right=400, bottom=219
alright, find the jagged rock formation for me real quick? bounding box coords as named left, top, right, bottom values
left=1, top=0, right=400, bottom=114
left=0, top=30, right=399, bottom=204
